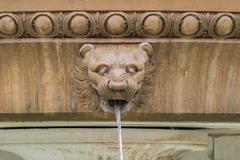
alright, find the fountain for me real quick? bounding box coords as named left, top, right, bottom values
left=1, top=2, right=240, bottom=159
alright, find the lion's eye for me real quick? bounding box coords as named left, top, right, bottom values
left=97, top=65, right=109, bottom=75
left=126, top=65, right=137, bottom=74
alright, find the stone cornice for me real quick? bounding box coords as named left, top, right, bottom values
left=0, top=11, right=239, bottom=39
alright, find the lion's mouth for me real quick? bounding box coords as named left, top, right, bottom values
left=107, top=99, right=128, bottom=108
left=100, top=99, right=133, bottom=113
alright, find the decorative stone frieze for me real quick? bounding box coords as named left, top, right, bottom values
left=0, top=11, right=239, bottom=38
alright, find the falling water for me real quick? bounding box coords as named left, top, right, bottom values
left=115, top=104, right=124, bottom=160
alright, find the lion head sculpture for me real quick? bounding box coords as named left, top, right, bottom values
left=73, top=42, right=154, bottom=112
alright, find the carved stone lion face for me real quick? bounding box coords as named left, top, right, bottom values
left=78, top=43, right=153, bottom=112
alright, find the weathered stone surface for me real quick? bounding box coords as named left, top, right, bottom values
left=0, top=39, right=240, bottom=121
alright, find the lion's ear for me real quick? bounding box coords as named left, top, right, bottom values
left=139, top=42, right=153, bottom=63
left=79, top=44, right=94, bottom=64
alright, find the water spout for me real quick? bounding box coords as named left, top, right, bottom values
left=115, top=103, right=124, bottom=160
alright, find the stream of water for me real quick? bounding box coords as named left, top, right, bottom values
left=115, top=105, right=124, bottom=160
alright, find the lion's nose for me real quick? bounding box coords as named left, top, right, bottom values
left=108, top=80, right=128, bottom=91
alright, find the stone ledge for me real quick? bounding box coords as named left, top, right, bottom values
left=0, top=113, right=239, bottom=122
left=0, top=128, right=208, bottom=160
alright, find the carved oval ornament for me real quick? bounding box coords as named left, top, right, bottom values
left=136, top=12, right=171, bottom=37
left=208, top=13, right=239, bottom=38
left=26, top=12, right=59, bottom=37
left=100, top=12, right=133, bottom=37
left=173, top=12, right=206, bottom=38
left=0, top=13, right=24, bottom=38
left=63, top=12, right=96, bottom=37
